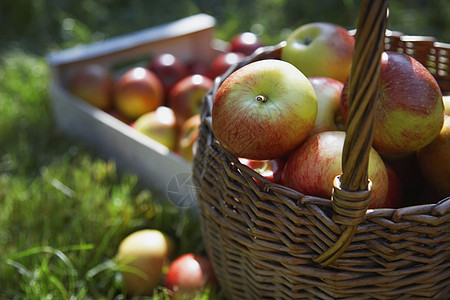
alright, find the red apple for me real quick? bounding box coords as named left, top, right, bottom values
left=281, top=131, right=389, bottom=209
left=68, top=64, right=114, bottom=110
left=340, top=51, right=444, bottom=157
left=168, top=74, right=213, bottom=126
left=132, top=106, right=178, bottom=151
left=208, top=52, right=245, bottom=79
left=178, top=114, right=201, bottom=162
left=114, top=67, right=164, bottom=120
left=384, top=152, right=425, bottom=202
left=116, top=229, right=172, bottom=296
left=384, top=163, right=404, bottom=209
left=239, top=157, right=285, bottom=184
left=106, top=108, right=131, bottom=124
left=308, top=76, right=344, bottom=135
left=212, top=59, right=317, bottom=160
left=229, top=32, right=263, bottom=56
left=186, top=60, right=209, bottom=77
left=416, top=182, right=446, bottom=206
left=148, top=53, right=189, bottom=97
left=281, top=22, right=354, bottom=82
left=164, top=253, right=217, bottom=298
left=417, top=115, right=450, bottom=197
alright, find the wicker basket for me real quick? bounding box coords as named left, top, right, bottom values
left=192, top=0, right=450, bottom=298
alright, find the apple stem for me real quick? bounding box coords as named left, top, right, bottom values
left=304, top=37, right=313, bottom=45
left=256, top=95, right=267, bottom=103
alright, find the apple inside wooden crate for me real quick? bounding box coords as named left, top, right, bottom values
left=46, top=14, right=222, bottom=206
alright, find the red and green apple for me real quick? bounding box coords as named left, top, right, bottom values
left=308, top=76, right=344, bottom=135
left=68, top=64, right=114, bottom=110
left=178, top=114, right=201, bottom=162
left=281, top=22, right=354, bottom=82
left=132, top=106, right=178, bottom=151
left=114, top=67, right=164, bottom=121
left=340, top=51, right=444, bottom=157
left=168, top=74, right=213, bottom=126
left=212, top=59, right=318, bottom=160
left=281, top=131, right=389, bottom=209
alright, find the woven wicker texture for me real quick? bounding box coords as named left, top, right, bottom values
left=192, top=0, right=450, bottom=298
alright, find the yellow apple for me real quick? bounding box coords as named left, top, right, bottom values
left=444, top=95, right=450, bottom=116
left=116, top=229, right=172, bottom=296
left=178, top=114, right=201, bottom=162
left=132, top=106, right=178, bottom=151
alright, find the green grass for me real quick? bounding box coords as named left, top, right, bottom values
left=0, top=50, right=205, bottom=298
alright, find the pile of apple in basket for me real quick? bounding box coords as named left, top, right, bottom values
left=69, top=22, right=449, bottom=210
left=213, top=22, right=449, bottom=210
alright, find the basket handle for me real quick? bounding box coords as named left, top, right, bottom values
left=314, top=0, right=388, bottom=266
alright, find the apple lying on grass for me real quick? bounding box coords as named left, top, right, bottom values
left=308, top=76, right=344, bottom=135
left=114, top=67, right=164, bottom=121
left=116, top=229, right=173, bottom=296
left=341, top=51, right=444, bottom=157
left=417, top=115, right=450, bottom=197
left=281, top=22, right=354, bottom=82
left=68, top=64, right=114, bottom=110
left=168, top=74, right=213, bottom=126
left=164, top=253, right=217, bottom=298
left=212, top=59, right=317, bottom=160
left=281, top=131, right=390, bottom=209
left=228, top=32, right=263, bottom=56
left=132, top=106, right=178, bottom=151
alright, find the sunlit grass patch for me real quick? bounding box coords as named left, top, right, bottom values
left=0, top=48, right=204, bottom=299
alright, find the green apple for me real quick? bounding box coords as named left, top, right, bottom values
left=281, top=22, right=354, bottom=83
left=132, top=106, right=178, bottom=151
left=212, top=59, right=317, bottom=160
